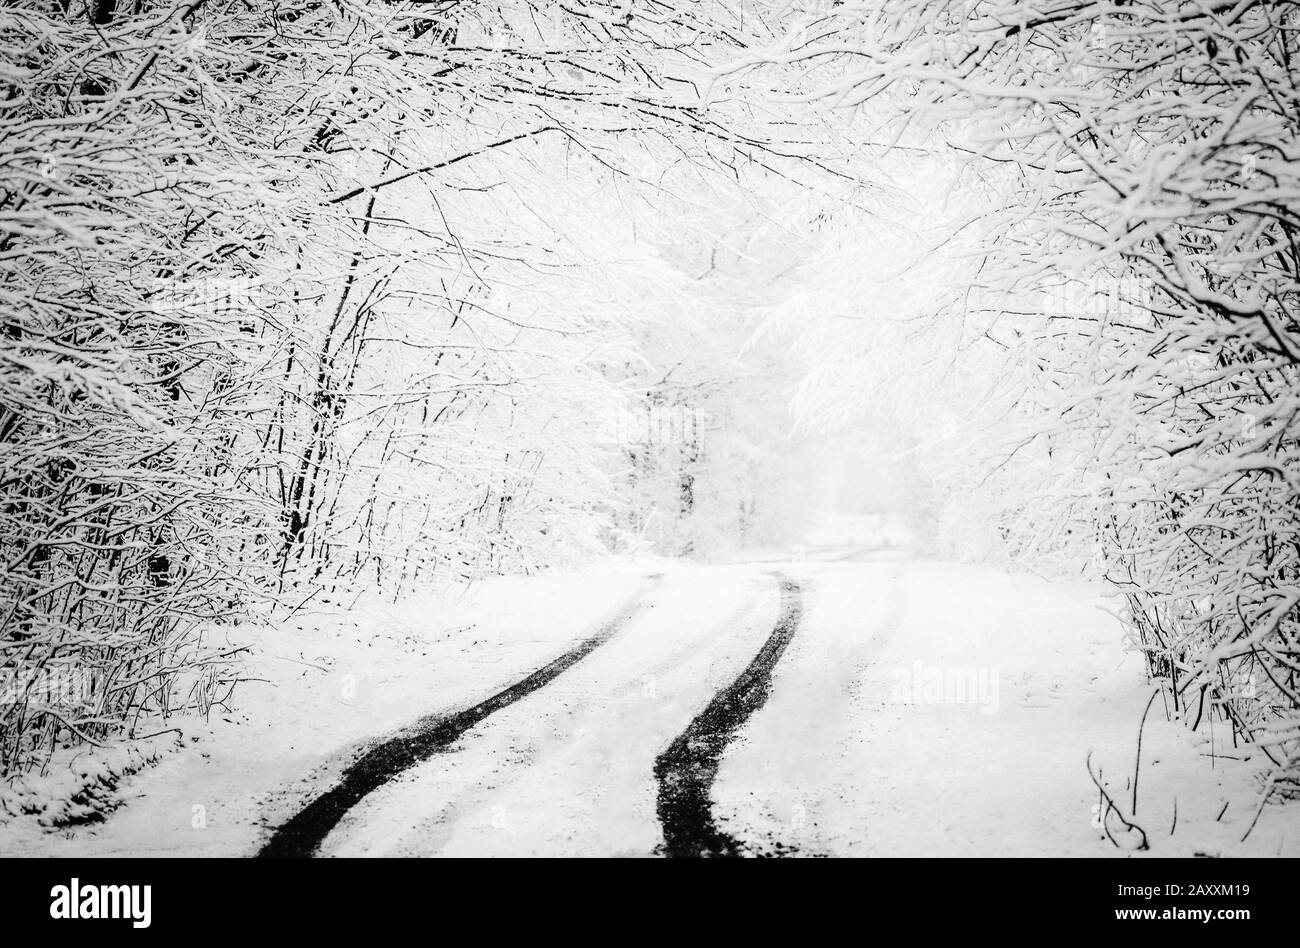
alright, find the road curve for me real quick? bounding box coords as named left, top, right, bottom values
left=258, top=585, right=655, bottom=858
left=653, top=573, right=803, bottom=857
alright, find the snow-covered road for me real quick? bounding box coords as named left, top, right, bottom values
left=298, top=567, right=797, bottom=857
left=7, top=554, right=1292, bottom=857
left=250, top=553, right=1269, bottom=858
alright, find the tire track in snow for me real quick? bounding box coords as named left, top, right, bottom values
left=258, top=580, right=659, bottom=858
left=390, top=592, right=767, bottom=856
left=653, top=573, right=802, bottom=858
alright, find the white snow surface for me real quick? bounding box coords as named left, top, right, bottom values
left=713, top=559, right=1295, bottom=857
left=2, top=554, right=1294, bottom=857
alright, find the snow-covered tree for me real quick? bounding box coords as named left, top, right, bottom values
left=724, top=0, right=1300, bottom=792
left=0, top=0, right=830, bottom=774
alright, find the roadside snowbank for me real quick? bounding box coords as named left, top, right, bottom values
left=3, top=554, right=1292, bottom=857
left=712, top=559, right=1297, bottom=856
left=0, top=563, right=655, bottom=856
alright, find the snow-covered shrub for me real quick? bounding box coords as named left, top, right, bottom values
left=0, top=2, right=278, bottom=774
left=725, top=0, right=1300, bottom=791
left=0, top=0, right=820, bottom=778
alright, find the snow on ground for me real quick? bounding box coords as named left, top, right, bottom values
left=1, top=551, right=1294, bottom=857
left=319, top=565, right=778, bottom=856
left=726, top=511, right=913, bottom=565
left=0, top=563, right=655, bottom=856
left=713, top=558, right=1297, bottom=857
